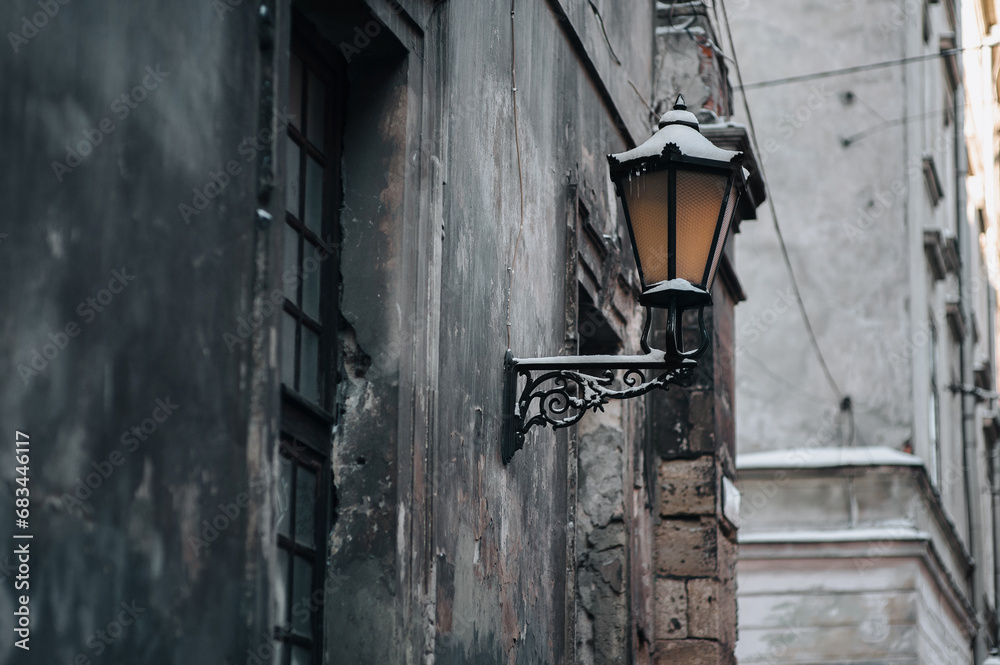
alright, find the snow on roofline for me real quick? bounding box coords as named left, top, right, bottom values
left=739, top=526, right=930, bottom=544
left=703, top=119, right=747, bottom=128
left=737, top=445, right=923, bottom=470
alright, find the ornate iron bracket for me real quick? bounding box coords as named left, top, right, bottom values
left=501, top=350, right=695, bottom=464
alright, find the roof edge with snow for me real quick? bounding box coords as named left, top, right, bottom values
left=737, top=445, right=924, bottom=471
left=739, top=526, right=930, bottom=544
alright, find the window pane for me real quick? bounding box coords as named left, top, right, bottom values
left=289, top=54, right=303, bottom=130
left=286, top=137, right=301, bottom=217
left=283, top=223, right=299, bottom=303
left=275, top=546, right=290, bottom=625
left=308, top=72, right=325, bottom=149
left=304, top=154, right=323, bottom=235
left=291, top=646, right=311, bottom=665
left=300, top=327, right=320, bottom=403
left=301, top=244, right=321, bottom=320
left=281, top=312, right=297, bottom=388
left=295, top=465, right=317, bottom=546
left=277, top=456, right=293, bottom=539
left=292, top=555, right=314, bottom=637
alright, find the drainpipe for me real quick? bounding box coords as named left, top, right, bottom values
left=955, top=2, right=986, bottom=661
left=993, top=436, right=1000, bottom=651
left=992, top=289, right=1000, bottom=653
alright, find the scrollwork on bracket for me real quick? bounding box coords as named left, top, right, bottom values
left=501, top=351, right=694, bottom=464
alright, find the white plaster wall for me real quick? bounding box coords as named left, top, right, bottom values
left=728, top=0, right=1000, bottom=659
left=739, top=554, right=973, bottom=665
left=737, top=557, right=920, bottom=664
left=729, top=0, right=916, bottom=456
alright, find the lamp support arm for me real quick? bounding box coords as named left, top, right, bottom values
left=501, top=349, right=695, bottom=464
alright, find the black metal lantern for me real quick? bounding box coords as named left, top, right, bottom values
left=501, top=95, right=745, bottom=464
left=608, top=94, right=745, bottom=356
left=610, top=95, right=744, bottom=307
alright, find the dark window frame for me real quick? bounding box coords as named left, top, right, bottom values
left=281, top=21, right=346, bottom=415
left=275, top=16, right=347, bottom=665
left=273, top=437, right=330, bottom=658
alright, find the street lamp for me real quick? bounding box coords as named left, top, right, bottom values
left=502, top=95, right=746, bottom=464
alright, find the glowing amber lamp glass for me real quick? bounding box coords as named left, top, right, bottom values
left=608, top=96, right=744, bottom=309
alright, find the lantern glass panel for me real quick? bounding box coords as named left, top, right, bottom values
left=675, top=170, right=729, bottom=285
left=707, top=179, right=739, bottom=288
left=622, top=170, right=672, bottom=284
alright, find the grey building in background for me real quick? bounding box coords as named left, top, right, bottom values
left=1, top=1, right=765, bottom=664
left=729, top=0, right=1000, bottom=663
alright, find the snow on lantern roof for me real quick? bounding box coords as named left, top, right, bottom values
left=609, top=95, right=742, bottom=166
left=645, top=278, right=709, bottom=296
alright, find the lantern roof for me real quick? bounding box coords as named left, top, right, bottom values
left=609, top=95, right=742, bottom=167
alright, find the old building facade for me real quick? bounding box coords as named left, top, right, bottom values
left=730, top=0, right=1000, bottom=663
left=1, top=0, right=762, bottom=664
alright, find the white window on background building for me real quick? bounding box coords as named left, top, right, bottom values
left=929, top=319, right=941, bottom=487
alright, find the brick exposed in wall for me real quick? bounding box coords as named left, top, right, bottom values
left=654, top=638, right=725, bottom=665
left=656, top=518, right=719, bottom=578
left=659, top=456, right=717, bottom=517
left=687, top=390, right=716, bottom=453
left=688, top=578, right=722, bottom=639
left=654, top=451, right=739, bottom=664
left=655, top=578, right=688, bottom=639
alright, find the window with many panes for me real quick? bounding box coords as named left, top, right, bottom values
left=275, top=20, right=345, bottom=665
left=281, top=28, right=342, bottom=411
left=274, top=436, right=328, bottom=664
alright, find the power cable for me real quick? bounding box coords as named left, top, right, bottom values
left=717, top=0, right=845, bottom=401
left=506, top=0, right=525, bottom=350
left=587, top=0, right=621, bottom=65
left=841, top=102, right=973, bottom=146
left=739, top=46, right=984, bottom=91
left=741, top=348, right=838, bottom=405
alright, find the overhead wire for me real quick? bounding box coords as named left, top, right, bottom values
left=506, top=0, right=525, bottom=351
left=717, top=0, right=846, bottom=402
left=628, top=80, right=659, bottom=117
left=517, top=0, right=917, bottom=420
left=741, top=348, right=840, bottom=405
left=590, top=1, right=657, bottom=124
left=841, top=101, right=974, bottom=146
left=588, top=0, right=622, bottom=65
left=849, top=91, right=890, bottom=124
left=739, top=45, right=987, bottom=91
left=651, top=1, right=681, bottom=113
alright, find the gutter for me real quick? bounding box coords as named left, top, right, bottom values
left=954, top=1, right=987, bottom=660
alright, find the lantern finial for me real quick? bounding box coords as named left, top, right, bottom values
left=657, top=95, right=700, bottom=130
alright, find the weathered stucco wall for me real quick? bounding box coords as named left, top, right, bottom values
left=432, top=2, right=652, bottom=661
left=310, top=1, right=756, bottom=662
left=298, top=0, right=657, bottom=663
left=3, top=0, right=759, bottom=663
left=1, top=1, right=277, bottom=662
left=730, top=0, right=916, bottom=453
left=736, top=454, right=979, bottom=663
left=727, top=0, right=994, bottom=661
left=738, top=558, right=923, bottom=664
left=739, top=556, right=973, bottom=665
